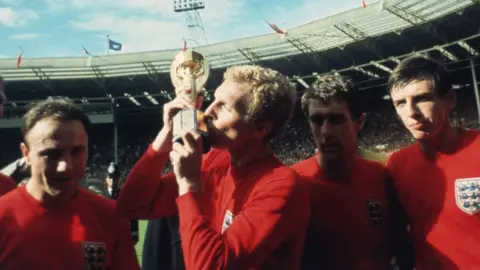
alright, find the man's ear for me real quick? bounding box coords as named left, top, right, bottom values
left=443, top=88, right=457, bottom=113
left=355, top=112, right=366, bottom=134
left=253, top=121, right=274, bottom=140
left=20, top=142, right=31, bottom=166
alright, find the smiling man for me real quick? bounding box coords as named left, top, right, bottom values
left=291, top=75, right=411, bottom=270
left=117, top=65, right=310, bottom=270
left=0, top=76, right=18, bottom=196
left=386, top=55, right=480, bottom=269
left=0, top=99, right=140, bottom=270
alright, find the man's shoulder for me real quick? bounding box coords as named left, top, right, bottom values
left=387, top=144, right=418, bottom=167
left=0, top=173, right=17, bottom=194
left=290, top=156, right=317, bottom=175
left=0, top=188, right=23, bottom=214
left=202, top=148, right=231, bottom=170
left=356, top=156, right=387, bottom=172
left=78, top=188, right=117, bottom=213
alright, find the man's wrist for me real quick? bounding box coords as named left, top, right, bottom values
left=178, top=181, right=202, bottom=196
left=152, top=127, right=173, bottom=152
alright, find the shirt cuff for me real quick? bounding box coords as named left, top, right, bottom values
left=176, top=191, right=204, bottom=226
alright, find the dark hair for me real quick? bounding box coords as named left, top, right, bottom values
left=301, top=74, right=362, bottom=119
left=388, top=55, right=452, bottom=97
left=22, top=99, right=91, bottom=145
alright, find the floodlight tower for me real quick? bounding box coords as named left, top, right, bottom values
left=173, top=0, right=208, bottom=46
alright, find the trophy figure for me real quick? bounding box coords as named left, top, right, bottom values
left=170, top=49, right=211, bottom=149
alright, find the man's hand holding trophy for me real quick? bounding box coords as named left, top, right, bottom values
left=165, top=49, right=212, bottom=195
left=151, top=49, right=211, bottom=155
left=169, top=49, right=211, bottom=153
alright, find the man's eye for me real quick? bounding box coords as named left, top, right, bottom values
left=310, top=116, right=325, bottom=125
left=328, top=115, right=346, bottom=125
left=41, top=150, right=63, bottom=160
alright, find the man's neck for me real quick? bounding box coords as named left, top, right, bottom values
left=419, top=121, right=458, bottom=155
left=26, top=179, right=77, bottom=208
left=317, top=153, right=356, bottom=181
left=229, top=140, right=271, bottom=167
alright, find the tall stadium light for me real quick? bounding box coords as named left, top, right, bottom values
left=173, top=0, right=207, bottom=45
left=173, top=0, right=205, bottom=13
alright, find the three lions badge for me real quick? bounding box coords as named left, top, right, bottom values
left=455, top=177, right=480, bottom=215
left=83, top=242, right=106, bottom=270
left=221, top=210, right=235, bottom=233
left=365, top=200, right=384, bottom=227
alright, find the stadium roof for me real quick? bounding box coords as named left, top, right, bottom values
left=0, top=0, right=475, bottom=82
left=2, top=0, right=480, bottom=117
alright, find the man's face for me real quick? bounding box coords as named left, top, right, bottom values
left=21, top=118, right=89, bottom=197
left=204, top=81, right=258, bottom=151
left=106, top=177, right=113, bottom=188
left=308, top=99, right=362, bottom=162
left=390, top=80, right=455, bottom=140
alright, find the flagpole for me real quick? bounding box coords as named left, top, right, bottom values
left=105, top=34, right=109, bottom=55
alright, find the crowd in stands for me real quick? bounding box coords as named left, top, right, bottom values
left=1, top=88, right=479, bottom=183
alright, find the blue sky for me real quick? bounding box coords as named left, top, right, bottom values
left=0, top=0, right=370, bottom=59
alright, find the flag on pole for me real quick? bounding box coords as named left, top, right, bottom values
left=107, top=37, right=122, bottom=51
left=16, top=47, right=23, bottom=68
left=82, top=45, right=92, bottom=56
left=265, top=20, right=285, bottom=35
left=82, top=45, right=93, bottom=67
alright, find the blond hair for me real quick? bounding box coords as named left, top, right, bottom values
left=224, top=65, right=296, bottom=139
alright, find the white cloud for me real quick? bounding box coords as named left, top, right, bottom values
left=43, top=0, right=68, bottom=12
left=9, top=33, right=40, bottom=40
left=0, top=7, right=38, bottom=27
left=70, top=0, right=247, bottom=52
left=0, top=0, right=22, bottom=7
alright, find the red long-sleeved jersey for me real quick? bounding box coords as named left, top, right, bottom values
left=117, top=146, right=310, bottom=270
left=292, top=156, right=405, bottom=270
left=387, top=128, right=480, bottom=269
left=0, top=186, right=140, bottom=270
left=0, top=173, right=16, bottom=196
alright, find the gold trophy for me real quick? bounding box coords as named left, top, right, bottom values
left=170, top=49, right=211, bottom=148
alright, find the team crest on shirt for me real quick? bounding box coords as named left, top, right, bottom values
left=455, top=178, right=480, bottom=215
left=221, top=210, right=235, bottom=233
left=365, top=200, right=384, bottom=227
left=82, top=242, right=107, bottom=270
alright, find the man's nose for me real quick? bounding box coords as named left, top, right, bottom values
left=56, top=157, right=73, bottom=173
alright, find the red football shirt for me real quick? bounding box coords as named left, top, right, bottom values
left=387, top=128, right=480, bottom=269
left=0, top=186, right=140, bottom=270
left=292, top=156, right=397, bottom=270
left=117, top=146, right=310, bottom=270
left=0, top=173, right=16, bottom=196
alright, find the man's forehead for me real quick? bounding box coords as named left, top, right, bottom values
left=391, top=80, right=433, bottom=99
left=26, top=119, right=88, bottom=147
left=308, top=99, right=349, bottom=115
left=215, top=81, right=248, bottom=106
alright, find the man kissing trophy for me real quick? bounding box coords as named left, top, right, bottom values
left=140, top=49, right=213, bottom=270
left=170, top=49, right=211, bottom=152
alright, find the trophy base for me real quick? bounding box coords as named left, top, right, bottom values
left=172, top=108, right=211, bottom=153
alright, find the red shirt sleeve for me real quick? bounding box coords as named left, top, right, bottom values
left=116, top=145, right=179, bottom=219
left=0, top=174, right=17, bottom=196
left=176, top=171, right=310, bottom=270
left=110, top=215, right=141, bottom=270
